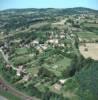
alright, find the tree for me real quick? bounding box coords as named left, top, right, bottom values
left=76, top=62, right=98, bottom=100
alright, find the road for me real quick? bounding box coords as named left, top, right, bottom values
left=0, top=96, right=7, bottom=100
left=0, top=49, right=18, bottom=71
left=0, top=48, right=40, bottom=100
left=0, top=49, right=27, bottom=72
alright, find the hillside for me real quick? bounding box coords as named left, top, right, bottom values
left=0, top=7, right=98, bottom=100
left=1, top=7, right=98, bottom=14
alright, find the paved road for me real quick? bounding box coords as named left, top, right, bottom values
left=0, top=96, right=7, bottom=100
left=0, top=49, right=17, bottom=70
left=0, top=76, right=39, bottom=100
left=0, top=48, right=40, bottom=100
left=0, top=49, right=28, bottom=73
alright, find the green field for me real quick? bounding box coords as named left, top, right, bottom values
left=76, top=31, right=98, bottom=39
left=10, top=54, right=34, bottom=66
left=83, top=23, right=98, bottom=28
left=14, top=48, right=29, bottom=56
left=42, top=57, right=71, bottom=77
left=0, top=89, right=21, bottom=100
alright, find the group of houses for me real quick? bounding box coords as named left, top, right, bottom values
left=29, top=31, right=72, bottom=53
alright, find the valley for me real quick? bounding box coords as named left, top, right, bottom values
left=0, top=7, right=98, bottom=100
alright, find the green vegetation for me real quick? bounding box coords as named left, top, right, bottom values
left=0, top=7, right=98, bottom=100
left=75, top=62, right=98, bottom=100
left=10, top=54, right=34, bottom=66
left=76, top=31, right=98, bottom=39
left=14, top=48, right=29, bottom=55
left=0, top=89, right=21, bottom=100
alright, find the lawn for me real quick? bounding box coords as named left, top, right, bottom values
left=15, top=48, right=29, bottom=56
left=35, top=83, right=48, bottom=93
left=26, top=67, right=39, bottom=76
left=56, top=57, right=71, bottom=71
left=43, top=57, right=71, bottom=77
left=10, top=54, right=34, bottom=66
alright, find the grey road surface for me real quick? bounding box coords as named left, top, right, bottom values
left=0, top=96, right=7, bottom=100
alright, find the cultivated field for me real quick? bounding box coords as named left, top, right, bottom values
left=79, top=43, right=98, bottom=60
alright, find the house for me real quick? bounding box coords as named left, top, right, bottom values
left=52, top=83, right=62, bottom=91
left=54, top=39, right=59, bottom=44
left=34, top=74, right=38, bottom=77
left=22, top=74, right=30, bottom=82
left=16, top=70, right=21, bottom=76
left=60, top=31, right=65, bottom=35
left=35, top=46, right=43, bottom=53
left=31, top=40, right=39, bottom=46
left=39, top=44, right=48, bottom=50
left=53, top=65, right=58, bottom=69
left=70, top=34, right=75, bottom=38
left=33, top=40, right=39, bottom=44
left=58, top=43, right=65, bottom=47
left=1, top=32, right=4, bottom=34
left=25, top=44, right=30, bottom=48
left=66, top=51, right=71, bottom=54
left=59, top=79, right=66, bottom=85
left=47, top=39, right=59, bottom=44
left=16, top=65, right=23, bottom=76
left=60, top=35, right=65, bottom=39
left=5, top=64, right=11, bottom=69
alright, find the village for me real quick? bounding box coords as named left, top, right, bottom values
left=0, top=7, right=98, bottom=100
